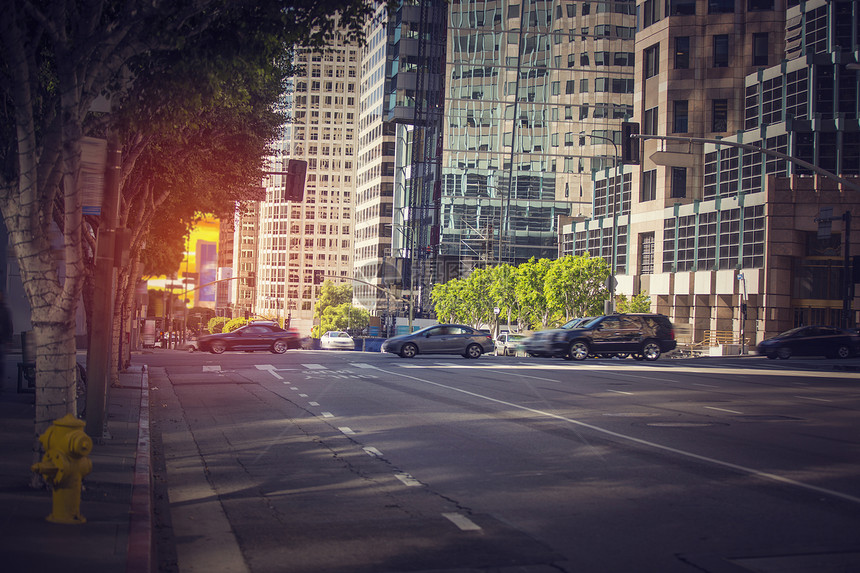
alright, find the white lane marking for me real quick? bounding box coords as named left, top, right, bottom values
left=442, top=513, right=482, bottom=531
left=363, top=446, right=383, bottom=457
left=395, top=473, right=422, bottom=487
left=338, top=427, right=355, bottom=435
left=298, top=393, right=308, bottom=397
left=321, top=412, right=334, bottom=418
left=377, top=367, right=860, bottom=506
left=290, top=387, right=299, bottom=390
left=308, top=401, right=319, bottom=406
left=704, top=406, right=743, bottom=414
left=350, top=363, right=379, bottom=369
left=394, top=362, right=860, bottom=380
left=255, top=364, right=284, bottom=380
left=607, top=389, right=634, bottom=395
left=203, top=365, right=221, bottom=372
left=304, top=364, right=327, bottom=370
left=691, top=382, right=719, bottom=388
left=794, top=395, right=833, bottom=403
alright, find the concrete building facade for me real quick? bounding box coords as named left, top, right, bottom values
left=561, top=0, right=860, bottom=349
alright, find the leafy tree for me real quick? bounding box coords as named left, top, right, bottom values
left=0, top=0, right=385, bottom=433
left=207, top=317, right=230, bottom=335
left=318, top=303, right=370, bottom=336
left=515, top=258, right=554, bottom=329
left=224, top=317, right=251, bottom=333
left=489, top=264, right=523, bottom=331
left=312, top=280, right=355, bottom=337
left=460, top=267, right=495, bottom=329
left=616, top=292, right=652, bottom=313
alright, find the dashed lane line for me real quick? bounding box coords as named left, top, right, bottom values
left=375, top=366, right=860, bottom=506
left=442, top=513, right=482, bottom=531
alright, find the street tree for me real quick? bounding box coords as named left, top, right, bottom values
left=516, top=258, right=555, bottom=329
left=0, top=0, right=386, bottom=436
left=318, top=303, right=370, bottom=336
left=489, top=264, right=523, bottom=331
left=312, top=280, right=354, bottom=337
left=616, top=292, right=652, bottom=313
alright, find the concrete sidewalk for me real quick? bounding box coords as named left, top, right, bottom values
left=0, top=352, right=152, bottom=573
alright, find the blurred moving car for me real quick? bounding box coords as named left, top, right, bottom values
left=382, top=324, right=494, bottom=358
left=526, top=317, right=597, bottom=357
left=494, top=332, right=525, bottom=356
left=320, top=330, right=355, bottom=350
left=757, top=325, right=860, bottom=359
left=546, top=314, right=676, bottom=361
left=197, top=322, right=301, bottom=354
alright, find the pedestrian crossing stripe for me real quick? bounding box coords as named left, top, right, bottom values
left=303, top=364, right=327, bottom=370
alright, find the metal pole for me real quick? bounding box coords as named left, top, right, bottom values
left=844, top=211, right=852, bottom=328
left=584, top=132, right=620, bottom=313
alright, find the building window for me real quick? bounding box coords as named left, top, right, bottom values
left=643, top=107, right=658, bottom=135
left=671, top=167, right=687, bottom=198
left=644, top=43, right=659, bottom=78
left=674, top=36, right=690, bottom=69
left=748, top=0, right=773, bottom=10
left=752, top=33, right=768, bottom=66
left=643, top=0, right=659, bottom=27
left=712, top=99, right=728, bottom=132
left=709, top=0, right=735, bottom=13
left=639, top=233, right=655, bottom=275
left=641, top=169, right=657, bottom=202
left=669, top=0, right=696, bottom=15
left=673, top=100, right=688, bottom=133
left=713, top=35, right=729, bottom=67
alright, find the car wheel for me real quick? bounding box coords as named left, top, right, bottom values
left=210, top=341, right=226, bottom=354
left=777, top=347, right=791, bottom=360
left=271, top=339, right=288, bottom=354
left=568, top=341, right=589, bottom=361
left=642, top=340, right=661, bottom=361
left=836, top=344, right=851, bottom=359
left=465, top=343, right=483, bottom=359
left=766, top=351, right=778, bottom=359
left=399, top=343, right=418, bottom=358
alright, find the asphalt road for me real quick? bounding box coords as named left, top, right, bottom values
left=139, top=349, right=860, bottom=573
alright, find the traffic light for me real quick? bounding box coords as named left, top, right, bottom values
left=313, top=270, right=324, bottom=285
left=284, top=159, right=308, bottom=201
left=621, top=122, right=640, bottom=164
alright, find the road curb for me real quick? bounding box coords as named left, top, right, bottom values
left=126, top=366, right=152, bottom=573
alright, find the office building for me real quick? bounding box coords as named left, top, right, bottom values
left=561, top=0, right=860, bottom=348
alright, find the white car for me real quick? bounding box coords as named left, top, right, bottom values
left=320, top=330, right=355, bottom=350
left=494, top=332, right=525, bottom=356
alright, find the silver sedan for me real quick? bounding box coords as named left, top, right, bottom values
left=381, top=324, right=494, bottom=359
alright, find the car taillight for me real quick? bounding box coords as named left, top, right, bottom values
left=670, top=328, right=675, bottom=339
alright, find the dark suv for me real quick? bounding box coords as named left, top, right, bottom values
left=545, top=314, right=676, bottom=361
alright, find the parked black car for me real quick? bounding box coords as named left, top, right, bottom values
left=757, top=325, right=860, bottom=359
left=197, top=322, right=301, bottom=354
left=544, top=313, right=676, bottom=361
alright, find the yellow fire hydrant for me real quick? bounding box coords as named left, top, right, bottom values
left=31, top=413, right=93, bottom=524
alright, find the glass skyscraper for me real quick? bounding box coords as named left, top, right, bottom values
left=440, top=0, right=636, bottom=277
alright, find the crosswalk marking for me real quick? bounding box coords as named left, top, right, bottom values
left=303, top=364, right=327, bottom=370
left=203, top=365, right=221, bottom=372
